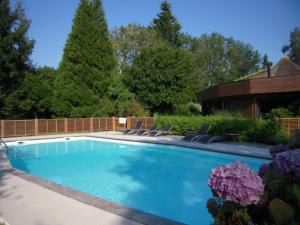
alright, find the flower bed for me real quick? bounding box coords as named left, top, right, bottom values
left=207, top=132, right=300, bottom=225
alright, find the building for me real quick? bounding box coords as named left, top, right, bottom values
left=199, top=57, right=300, bottom=118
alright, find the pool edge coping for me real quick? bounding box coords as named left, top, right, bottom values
left=85, top=135, right=271, bottom=160
left=0, top=148, right=185, bottom=225
left=3, top=133, right=272, bottom=160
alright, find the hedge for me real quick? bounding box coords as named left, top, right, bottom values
left=155, top=116, right=289, bottom=145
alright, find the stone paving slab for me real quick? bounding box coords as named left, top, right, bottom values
left=0, top=172, right=141, bottom=225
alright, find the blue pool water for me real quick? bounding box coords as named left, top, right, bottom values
left=7, top=139, right=268, bottom=225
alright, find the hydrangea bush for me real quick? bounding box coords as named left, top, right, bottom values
left=274, top=149, right=300, bottom=178
left=208, top=161, right=264, bottom=206
left=207, top=142, right=300, bottom=225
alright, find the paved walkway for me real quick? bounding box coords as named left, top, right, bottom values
left=4, top=132, right=272, bottom=159
left=0, top=171, right=140, bottom=225
left=0, top=132, right=272, bottom=225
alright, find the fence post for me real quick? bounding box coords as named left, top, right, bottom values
left=14, top=120, right=16, bottom=136
left=1, top=120, right=4, bottom=138
left=90, top=117, right=93, bottom=132
left=112, top=117, right=116, bottom=131
left=287, top=118, right=290, bottom=136
left=55, top=119, right=58, bottom=133
left=46, top=120, right=49, bottom=134
left=99, top=118, right=101, bottom=131
left=126, top=117, right=131, bottom=129
left=64, top=118, right=67, bottom=133
left=34, top=118, right=38, bottom=135
left=82, top=118, right=84, bottom=132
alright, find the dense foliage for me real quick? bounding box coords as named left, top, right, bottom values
left=207, top=135, right=300, bottom=225
left=125, top=43, right=198, bottom=114
left=262, top=54, right=273, bottom=69
left=0, top=0, right=297, bottom=120
left=264, top=107, right=294, bottom=120
left=282, top=27, right=300, bottom=65
left=2, top=67, right=55, bottom=119
left=52, top=0, right=116, bottom=117
left=191, top=33, right=261, bottom=86
left=155, top=115, right=288, bottom=144
left=152, top=0, right=182, bottom=47
left=111, top=24, right=160, bottom=67
left=0, top=0, right=35, bottom=118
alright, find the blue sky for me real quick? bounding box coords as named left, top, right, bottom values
left=11, top=0, right=300, bottom=68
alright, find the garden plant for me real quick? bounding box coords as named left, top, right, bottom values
left=207, top=130, right=300, bottom=225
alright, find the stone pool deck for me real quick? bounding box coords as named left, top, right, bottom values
left=0, top=132, right=272, bottom=225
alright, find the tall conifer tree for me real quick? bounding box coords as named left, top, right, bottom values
left=152, top=1, right=182, bottom=47
left=0, top=0, right=34, bottom=118
left=262, top=54, right=272, bottom=69
left=53, top=0, right=116, bottom=117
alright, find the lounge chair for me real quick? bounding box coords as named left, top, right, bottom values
left=197, top=134, right=227, bottom=144
left=136, top=124, right=159, bottom=136
left=182, top=124, right=209, bottom=142
left=149, top=124, right=172, bottom=137
left=123, top=121, right=143, bottom=135
left=198, top=133, right=240, bottom=144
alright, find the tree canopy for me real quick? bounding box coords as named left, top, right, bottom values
left=152, top=1, right=182, bottom=47
left=282, top=27, right=300, bottom=65
left=0, top=0, right=35, bottom=118
left=191, top=33, right=261, bottom=86
left=2, top=67, right=56, bottom=119
left=125, top=43, right=198, bottom=114
left=52, top=0, right=116, bottom=117
left=262, top=54, right=272, bottom=69
left=111, top=24, right=160, bottom=67
left=2, top=0, right=296, bottom=119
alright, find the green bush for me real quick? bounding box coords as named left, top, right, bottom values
left=172, top=102, right=201, bottom=115
left=155, top=115, right=289, bottom=144
left=265, top=107, right=294, bottom=120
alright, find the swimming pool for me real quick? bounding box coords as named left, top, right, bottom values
left=6, top=137, right=268, bottom=225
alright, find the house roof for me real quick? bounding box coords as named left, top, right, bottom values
left=242, top=57, right=300, bottom=80
left=199, top=57, right=300, bottom=102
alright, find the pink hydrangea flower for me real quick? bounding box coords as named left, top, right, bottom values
left=208, top=161, right=264, bottom=206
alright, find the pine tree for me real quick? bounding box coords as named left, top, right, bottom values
left=262, top=54, right=272, bottom=69
left=152, top=1, right=182, bottom=47
left=0, top=0, right=35, bottom=118
left=53, top=0, right=116, bottom=117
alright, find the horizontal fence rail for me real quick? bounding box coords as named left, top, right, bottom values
left=277, top=118, right=300, bottom=136
left=0, top=117, right=154, bottom=138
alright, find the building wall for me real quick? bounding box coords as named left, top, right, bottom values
left=202, top=97, right=255, bottom=118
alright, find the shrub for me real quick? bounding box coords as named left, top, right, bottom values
left=207, top=142, right=300, bottom=225
left=125, top=101, right=150, bottom=117
left=172, top=102, right=201, bottom=115
left=265, top=107, right=294, bottom=120
left=155, top=115, right=289, bottom=144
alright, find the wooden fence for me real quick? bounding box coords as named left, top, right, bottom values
left=277, top=118, right=300, bottom=136
left=0, top=117, right=154, bottom=138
